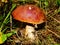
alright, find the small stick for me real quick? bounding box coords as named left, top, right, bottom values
left=47, top=29, right=60, bottom=38
left=48, top=15, right=60, bottom=24
left=10, top=15, right=12, bottom=31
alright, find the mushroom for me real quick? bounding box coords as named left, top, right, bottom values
left=12, top=4, right=46, bottom=41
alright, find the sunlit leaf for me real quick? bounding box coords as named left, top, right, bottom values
left=44, top=1, right=49, bottom=7
left=2, top=34, right=7, bottom=43
left=6, top=33, right=13, bottom=37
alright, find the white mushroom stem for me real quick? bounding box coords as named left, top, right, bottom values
left=25, top=25, right=35, bottom=41
left=34, top=24, right=38, bottom=28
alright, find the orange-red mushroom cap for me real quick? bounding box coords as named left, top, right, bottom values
left=12, top=5, right=45, bottom=24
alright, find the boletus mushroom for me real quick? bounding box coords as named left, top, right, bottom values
left=12, top=4, right=46, bottom=41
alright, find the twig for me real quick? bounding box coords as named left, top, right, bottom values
left=47, top=7, right=60, bottom=16
left=47, top=29, right=60, bottom=38
left=34, top=0, right=39, bottom=3
left=16, top=32, right=23, bottom=41
left=48, top=15, right=60, bottom=24
left=10, top=15, right=12, bottom=31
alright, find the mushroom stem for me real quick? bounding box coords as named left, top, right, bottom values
left=34, top=24, right=38, bottom=28
left=25, top=25, right=35, bottom=41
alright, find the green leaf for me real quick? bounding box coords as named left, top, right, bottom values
left=6, top=33, right=13, bottom=37
left=44, top=1, right=49, bottom=7
left=11, top=30, right=17, bottom=34
left=2, top=34, right=7, bottom=43
left=1, top=33, right=13, bottom=43
left=56, top=0, right=60, bottom=6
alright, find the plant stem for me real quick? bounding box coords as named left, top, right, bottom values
left=10, top=15, right=12, bottom=31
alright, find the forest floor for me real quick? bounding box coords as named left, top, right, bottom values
left=0, top=0, right=60, bottom=45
